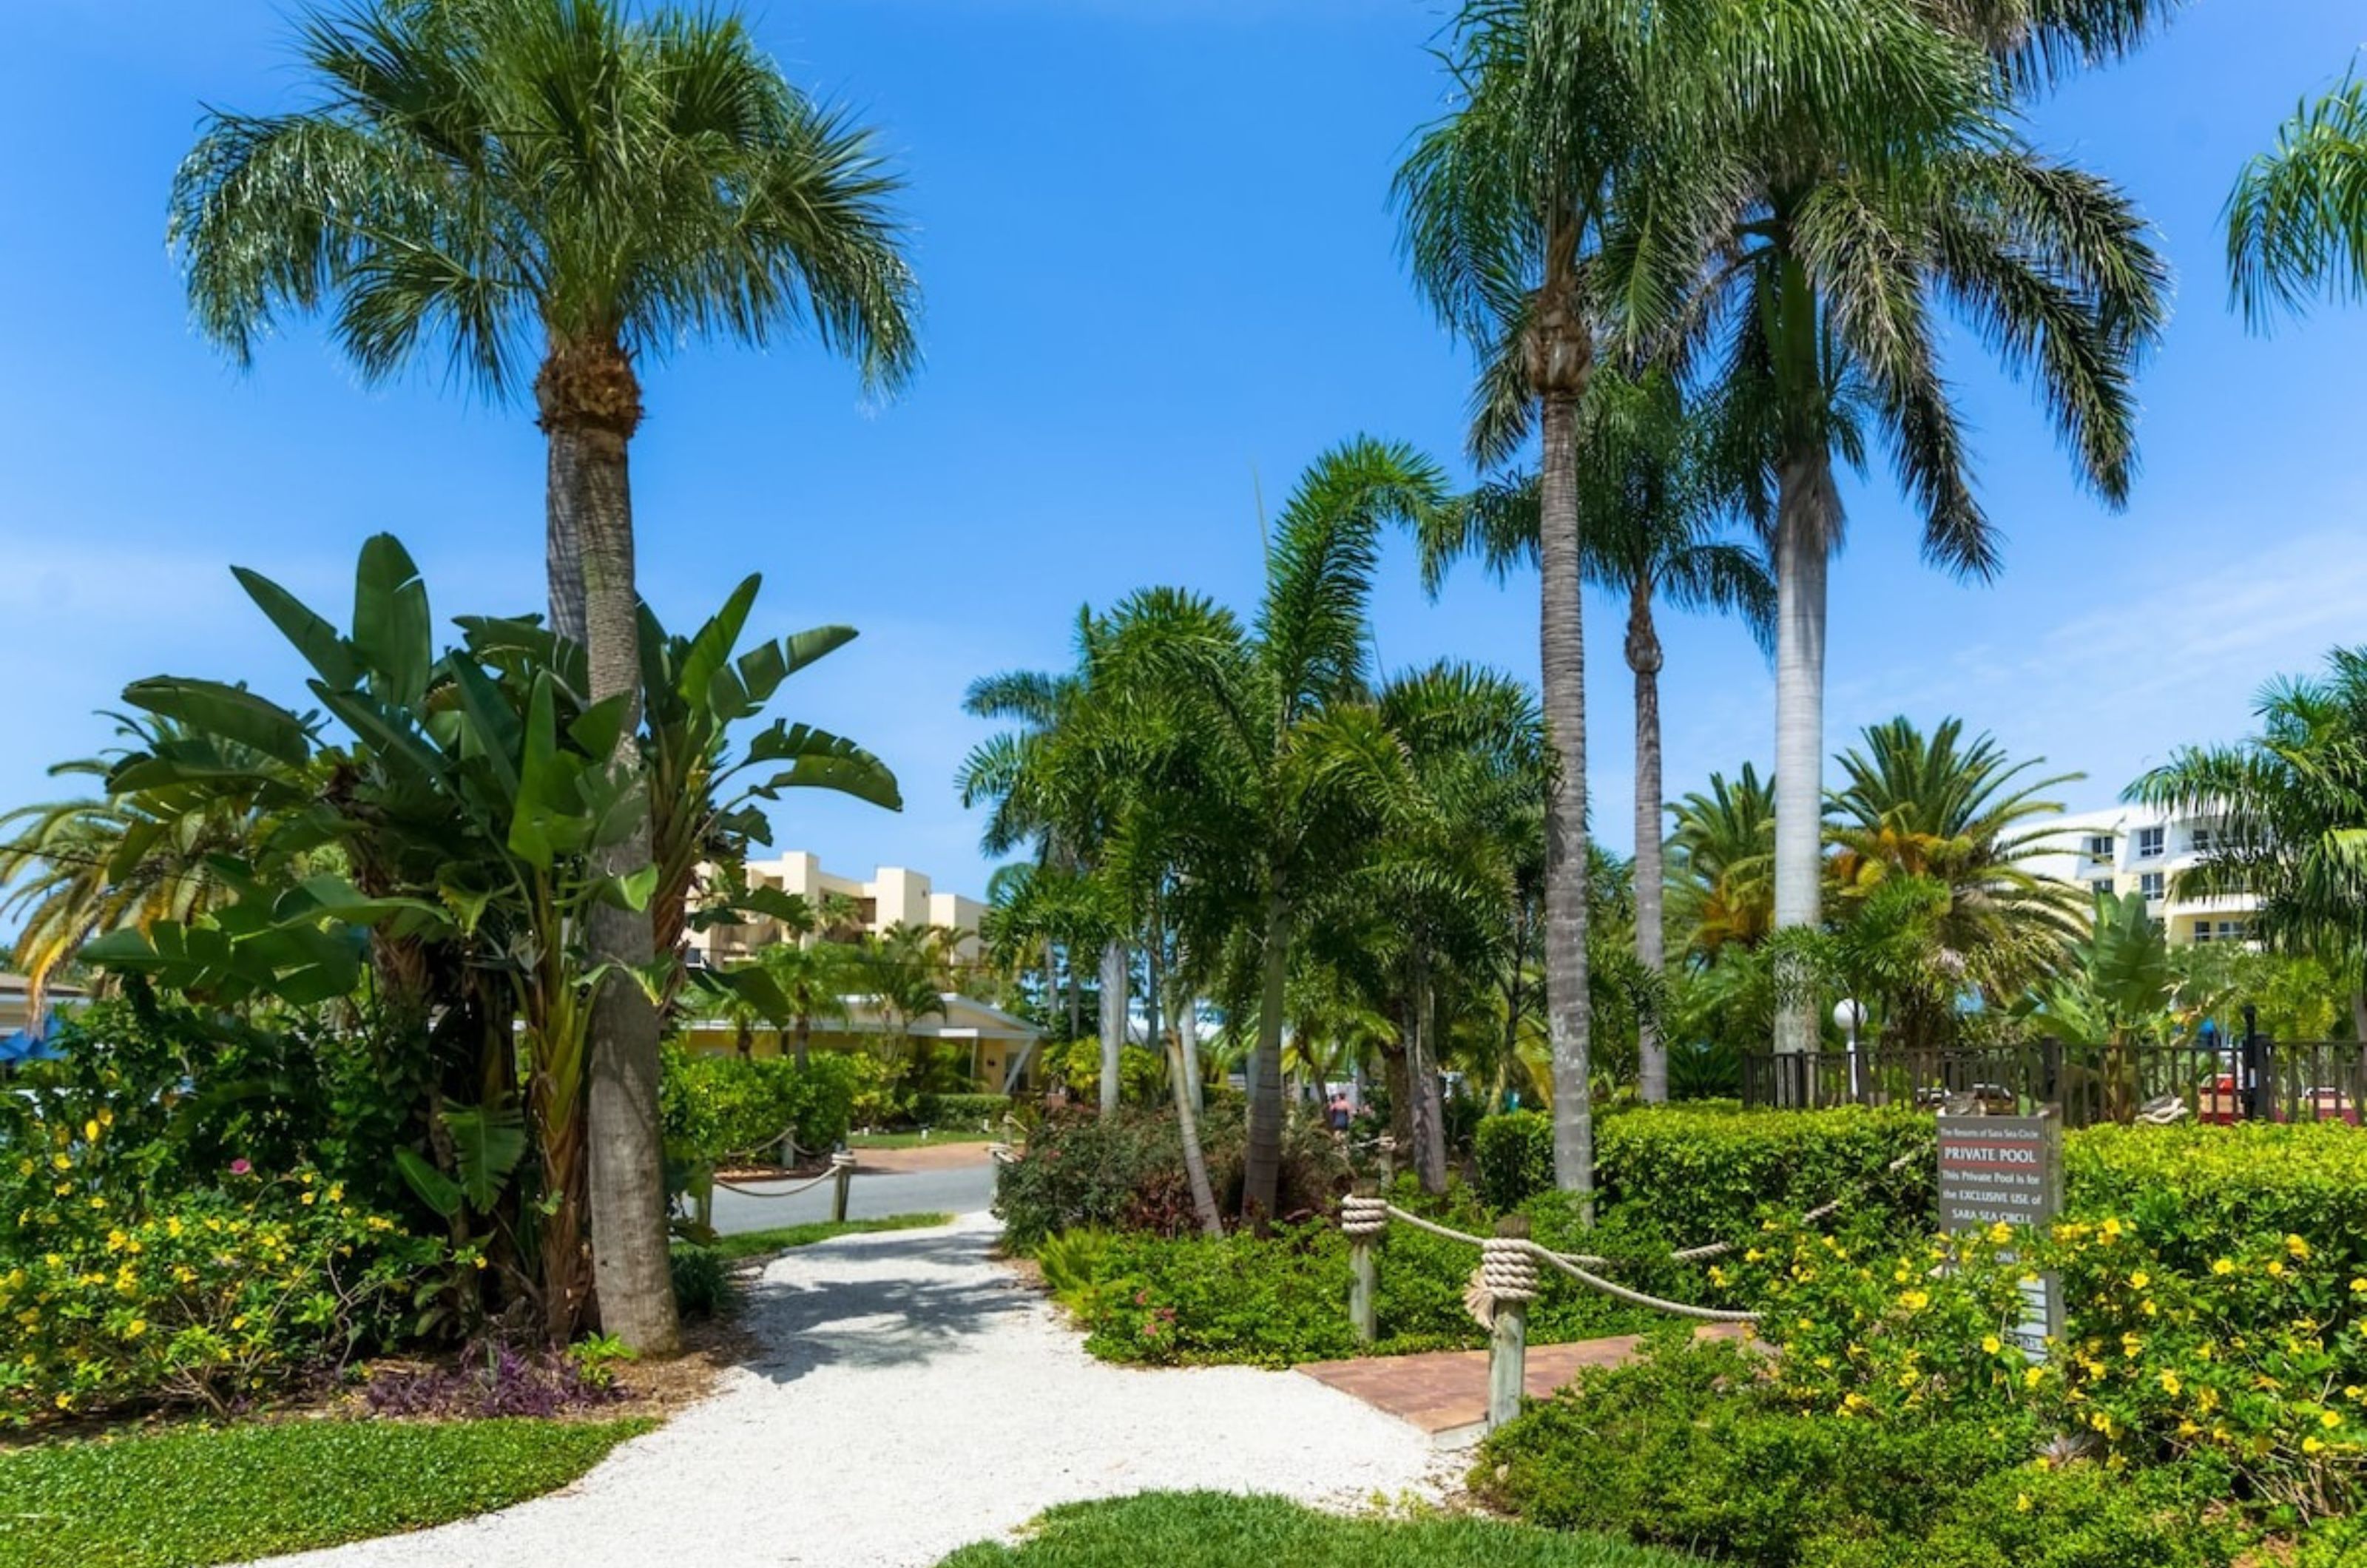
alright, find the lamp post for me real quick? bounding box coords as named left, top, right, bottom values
left=1834, top=998, right=1867, bottom=1102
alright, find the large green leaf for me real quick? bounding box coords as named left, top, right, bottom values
left=351, top=534, right=432, bottom=709
left=740, top=723, right=902, bottom=811
left=444, top=655, right=523, bottom=799
left=394, top=1149, right=463, bottom=1220
left=233, top=566, right=362, bottom=689
left=123, top=678, right=314, bottom=767
left=678, top=576, right=762, bottom=708
left=439, top=1101, right=527, bottom=1213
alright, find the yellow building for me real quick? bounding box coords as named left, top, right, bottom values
left=2022, top=805, right=2264, bottom=947
left=688, top=851, right=987, bottom=967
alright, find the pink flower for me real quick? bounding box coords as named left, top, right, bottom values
left=229, top=1158, right=253, bottom=1176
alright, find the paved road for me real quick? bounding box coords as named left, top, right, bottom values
left=706, top=1158, right=998, bottom=1235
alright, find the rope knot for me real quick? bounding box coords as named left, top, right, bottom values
left=1338, top=1194, right=1389, bottom=1240
left=829, top=1150, right=858, bottom=1172
left=1479, top=1236, right=1539, bottom=1305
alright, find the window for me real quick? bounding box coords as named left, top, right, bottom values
left=2090, top=879, right=2115, bottom=901
left=2193, top=919, right=2215, bottom=943
left=2083, top=834, right=2116, bottom=860
left=2189, top=828, right=2215, bottom=856
left=2136, top=826, right=2165, bottom=859
left=2139, top=871, right=2166, bottom=902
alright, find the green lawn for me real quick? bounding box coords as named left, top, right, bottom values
left=701, top=1211, right=951, bottom=1262
left=0, top=1417, right=649, bottom=1568
left=849, top=1129, right=999, bottom=1149
left=936, top=1493, right=1701, bottom=1567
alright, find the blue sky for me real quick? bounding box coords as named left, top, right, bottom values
left=3, top=0, right=2365, bottom=908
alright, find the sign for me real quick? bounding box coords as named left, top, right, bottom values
left=1937, top=1112, right=2063, bottom=1361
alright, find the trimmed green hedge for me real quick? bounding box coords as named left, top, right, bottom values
left=1594, top=1106, right=1936, bottom=1247
left=1476, top=1110, right=1556, bottom=1210
left=660, top=1049, right=865, bottom=1166
left=2064, top=1121, right=2367, bottom=1278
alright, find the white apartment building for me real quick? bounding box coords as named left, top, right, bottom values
left=686, top=851, right=987, bottom=967
left=2019, top=803, right=2263, bottom=947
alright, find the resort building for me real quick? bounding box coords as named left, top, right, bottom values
left=2019, top=804, right=2264, bottom=947
left=686, top=851, right=987, bottom=968
left=677, top=993, right=1043, bottom=1098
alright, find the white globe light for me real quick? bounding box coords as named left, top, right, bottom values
left=1832, top=998, right=1867, bottom=1033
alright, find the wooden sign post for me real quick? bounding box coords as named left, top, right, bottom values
left=1936, top=1110, right=2063, bottom=1360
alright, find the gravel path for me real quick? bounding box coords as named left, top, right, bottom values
left=253, top=1214, right=1444, bottom=1568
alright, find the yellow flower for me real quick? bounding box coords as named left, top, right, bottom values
left=2158, top=1371, right=2181, bottom=1396
left=83, top=1119, right=100, bottom=1143
left=2016, top=1493, right=2033, bottom=1513
left=1988, top=1223, right=2013, bottom=1245
left=2306, top=1437, right=2326, bottom=1455
left=2101, top=1217, right=2124, bottom=1240
left=2351, top=1277, right=2366, bottom=1295
left=124, top=1318, right=146, bottom=1338
left=2129, top=1271, right=2150, bottom=1289
left=50, top=1154, right=70, bottom=1172
left=1900, top=1289, right=1930, bottom=1312
left=2288, top=1234, right=2312, bottom=1260
left=1983, top=1335, right=2002, bottom=1356
left=2269, top=1260, right=2286, bottom=1278
left=300, top=1192, right=316, bottom=1206
left=2212, top=1258, right=2235, bottom=1276
left=326, top=1183, right=344, bottom=1203
left=2024, top=1365, right=2047, bottom=1389
left=2324, top=1410, right=2343, bottom=1430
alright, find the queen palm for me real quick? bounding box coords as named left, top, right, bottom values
left=2227, top=69, right=2367, bottom=325
left=1675, top=21, right=2170, bottom=1063
left=1098, top=439, right=1456, bottom=1220
left=1422, top=371, right=1772, bottom=1103
left=1669, top=765, right=1779, bottom=960
left=169, top=0, right=917, bottom=1352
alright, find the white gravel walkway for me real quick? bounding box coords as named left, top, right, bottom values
left=252, top=1213, right=1444, bottom=1568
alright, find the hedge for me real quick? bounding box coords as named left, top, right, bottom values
left=1593, top=1106, right=1936, bottom=1248
left=2063, top=1121, right=2367, bottom=1279
left=1475, top=1110, right=1556, bottom=1211
left=659, top=1049, right=865, bottom=1166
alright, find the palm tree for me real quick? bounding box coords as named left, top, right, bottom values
left=0, top=719, right=271, bottom=1007
left=1826, top=717, right=2084, bottom=1044
left=2131, top=647, right=2367, bottom=1040
left=1672, top=21, right=2170, bottom=1065
left=169, top=0, right=919, bottom=1353
left=1098, top=439, right=1456, bottom=1220
left=2227, top=68, right=2367, bottom=326
left=1668, top=766, right=1779, bottom=959
left=961, top=618, right=1133, bottom=1115
left=1422, top=371, right=1772, bottom=1103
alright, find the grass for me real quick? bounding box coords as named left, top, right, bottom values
left=698, top=1211, right=951, bottom=1263
left=849, top=1129, right=999, bottom=1149
left=0, top=1416, right=649, bottom=1568
left=935, top=1493, right=1702, bottom=1567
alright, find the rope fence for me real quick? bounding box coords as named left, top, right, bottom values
left=1340, top=1146, right=1930, bottom=1427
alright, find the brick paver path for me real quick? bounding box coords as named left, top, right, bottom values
left=1297, top=1322, right=1754, bottom=1441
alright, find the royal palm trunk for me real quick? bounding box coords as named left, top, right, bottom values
left=1771, top=447, right=1838, bottom=1069
left=1097, top=941, right=1127, bottom=1114
left=1628, top=580, right=1669, bottom=1104
left=1530, top=260, right=1595, bottom=1214
left=538, top=338, right=679, bottom=1356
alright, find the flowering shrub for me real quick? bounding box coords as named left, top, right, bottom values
left=1731, top=1206, right=2367, bottom=1521
left=0, top=1162, right=452, bottom=1425
left=362, top=1341, right=626, bottom=1419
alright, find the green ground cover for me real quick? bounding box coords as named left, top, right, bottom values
left=934, top=1492, right=1701, bottom=1567
left=0, top=1418, right=649, bottom=1568
left=849, top=1130, right=999, bottom=1149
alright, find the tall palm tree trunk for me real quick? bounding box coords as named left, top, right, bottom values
left=1176, top=985, right=1204, bottom=1112
left=792, top=1013, right=812, bottom=1071
left=1097, top=940, right=1127, bottom=1113
left=1408, top=947, right=1448, bottom=1194
left=1531, top=266, right=1595, bottom=1214
left=539, top=339, right=678, bottom=1356
left=1241, top=892, right=1291, bottom=1220
left=1149, top=904, right=1220, bottom=1236
left=1771, top=448, right=1838, bottom=1075
left=1628, top=581, right=1668, bottom=1104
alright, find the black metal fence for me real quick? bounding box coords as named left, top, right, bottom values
left=1740, top=1034, right=2367, bottom=1129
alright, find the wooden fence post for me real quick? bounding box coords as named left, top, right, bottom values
left=1340, top=1192, right=1385, bottom=1346
left=1485, top=1214, right=1537, bottom=1431
left=830, top=1149, right=856, bottom=1224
